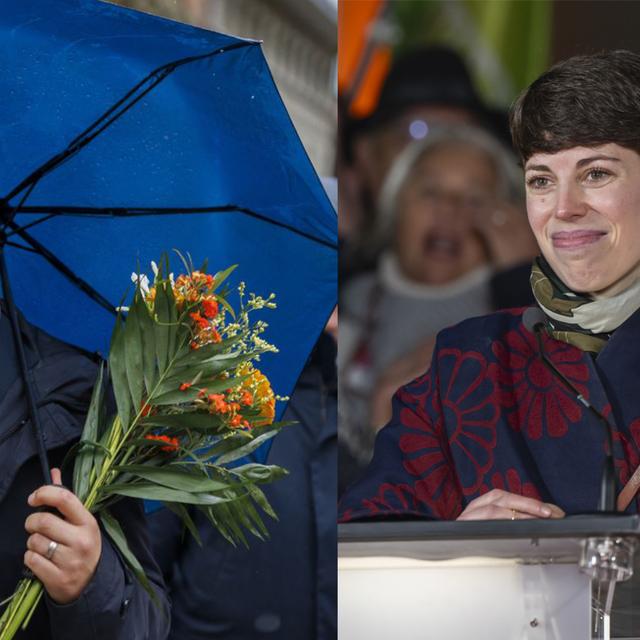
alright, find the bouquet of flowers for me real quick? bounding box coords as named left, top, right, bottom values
left=0, top=253, right=289, bottom=638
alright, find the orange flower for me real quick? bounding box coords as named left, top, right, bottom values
left=202, top=298, right=219, bottom=319
left=240, top=391, right=253, bottom=406
left=140, top=402, right=152, bottom=417
left=145, top=434, right=180, bottom=452
left=189, top=311, right=209, bottom=330
left=208, top=393, right=228, bottom=413
left=179, top=382, right=192, bottom=392
left=237, top=364, right=276, bottom=426
left=197, top=388, right=208, bottom=398
left=190, top=340, right=200, bottom=350
left=230, top=414, right=242, bottom=427
left=211, top=329, right=222, bottom=343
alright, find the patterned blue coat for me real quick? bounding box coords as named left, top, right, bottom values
left=340, top=307, right=640, bottom=521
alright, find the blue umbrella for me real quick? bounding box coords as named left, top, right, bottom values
left=0, top=0, right=337, bottom=483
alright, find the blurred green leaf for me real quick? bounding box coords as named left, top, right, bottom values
left=109, top=318, right=131, bottom=430
left=101, top=510, right=160, bottom=608
left=73, top=363, right=105, bottom=503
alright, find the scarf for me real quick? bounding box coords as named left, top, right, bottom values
left=530, top=257, right=640, bottom=353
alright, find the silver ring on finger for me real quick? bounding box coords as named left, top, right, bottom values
left=511, top=509, right=517, bottom=521
left=45, top=540, right=59, bottom=560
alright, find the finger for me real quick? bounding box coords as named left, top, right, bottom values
left=26, top=533, right=68, bottom=565
left=24, top=548, right=63, bottom=587
left=51, top=467, right=63, bottom=486
left=458, top=505, right=536, bottom=521
left=25, top=511, right=78, bottom=547
left=28, top=485, right=89, bottom=526
left=546, top=503, right=566, bottom=518
left=467, top=489, right=554, bottom=518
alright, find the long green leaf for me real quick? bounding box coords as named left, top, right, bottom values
left=153, top=281, right=171, bottom=375
left=211, top=428, right=282, bottom=465
left=172, top=335, right=243, bottom=369
left=124, top=293, right=144, bottom=413
left=132, top=289, right=157, bottom=397
left=141, top=412, right=224, bottom=432
left=73, top=363, right=105, bottom=503
left=115, top=465, right=237, bottom=493
left=109, top=319, right=131, bottom=430
left=103, top=482, right=250, bottom=505
left=164, top=502, right=202, bottom=546
left=100, top=510, right=160, bottom=608
left=232, top=463, right=289, bottom=484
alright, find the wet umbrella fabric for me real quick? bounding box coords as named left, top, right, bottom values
left=0, top=0, right=337, bottom=477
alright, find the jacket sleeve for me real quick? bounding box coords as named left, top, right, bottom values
left=45, top=496, right=170, bottom=640
left=338, top=354, right=463, bottom=522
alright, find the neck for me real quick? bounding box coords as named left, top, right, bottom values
left=592, top=260, right=640, bottom=300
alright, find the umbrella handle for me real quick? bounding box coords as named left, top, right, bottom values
left=0, top=237, right=52, bottom=485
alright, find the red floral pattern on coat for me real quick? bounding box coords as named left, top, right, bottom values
left=489, top=326, right=589, bottom=439
left=395, top=370, right=462, bottom=519
left=399, top=349, right=499, bottom=506
left=614, top=415, right=640, bottom=489
left=483, top=468, right=542, bottom=500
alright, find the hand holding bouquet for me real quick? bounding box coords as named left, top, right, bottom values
left=0, top=253, right=289, bottom=638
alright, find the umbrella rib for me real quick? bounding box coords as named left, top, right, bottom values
left=10, top=205, right=338, bottom=250
left=4, top=219, right=117, bottom=316
left=3, top=40, right=259, bottom=205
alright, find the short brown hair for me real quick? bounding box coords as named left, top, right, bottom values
left=510, top=50, right=640, bottom=163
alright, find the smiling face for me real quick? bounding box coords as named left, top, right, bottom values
left=393, top=142, right=495, bottom=285
left=525, top=143, right=640, bottom=296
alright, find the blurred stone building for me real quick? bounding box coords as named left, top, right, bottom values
left=112, top=0, right=337, bottom=176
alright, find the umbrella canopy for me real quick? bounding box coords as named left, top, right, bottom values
left=0, top=0, right=337, bottom=415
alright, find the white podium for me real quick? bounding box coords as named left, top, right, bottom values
left=339, top=516, right=640, bottom=640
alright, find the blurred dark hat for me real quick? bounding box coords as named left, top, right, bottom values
left=354, top=45, right=508, bottom=138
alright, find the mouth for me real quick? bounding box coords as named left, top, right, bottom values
left=422, top=232, right=461, bottom=259
left=551, top=230, right=607, bottom=249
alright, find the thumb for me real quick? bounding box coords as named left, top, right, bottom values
left=50, top=468, right=63, bottom=486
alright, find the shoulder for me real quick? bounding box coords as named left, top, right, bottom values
left=434, top=307, right=527, bottom=352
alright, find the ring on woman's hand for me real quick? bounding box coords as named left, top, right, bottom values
left=511, top=509, right=517, bottom=521
left=46, top=540, right=58, bottom=560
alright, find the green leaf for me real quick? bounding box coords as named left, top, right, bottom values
left=164, top=502, right=201, bottom=546
left=211, top=264, right=238, bottom=293
left=210, top=425, right=285, bottom=465
left=124, top=292, right=144, bottom=414
left=73, top=363, right=106, bottom=503
left=102, top=482, right=250, bottom=505
left=115, top=465, right=237, bottom=493
left=108, top=318, right=131, bottom=431
left=153, top=281, right=172, bottom=375
left=132, top=289, right=157, bottom=396
left=232, top=463, right=289, bottom=484
left=141, top=412, right=224, bottom=433
left=172, top=334, right=244, bottom=369
left=100, top=510, right=160, bottom=609
left=246, top=482, right=278, bottom=520
left=154, top=373, right=246, bottom=401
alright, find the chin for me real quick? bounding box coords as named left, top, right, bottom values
left=556, top=269, right=604, bottom=295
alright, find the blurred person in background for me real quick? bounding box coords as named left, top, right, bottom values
left=339, top=124, right=536, bottom=494
left=340, top=45, right=511, bottom=281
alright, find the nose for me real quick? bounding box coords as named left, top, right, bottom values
left=554, top=180, right=587, bottom=220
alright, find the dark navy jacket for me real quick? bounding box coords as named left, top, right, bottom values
left=148, top=333, right=337, bottom=639
left=0, top=308, right=169, bottom=639
left=340, top=307, right=640, bottom=521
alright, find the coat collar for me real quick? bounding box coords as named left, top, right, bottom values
left=0, top=306, right=99, bottom=500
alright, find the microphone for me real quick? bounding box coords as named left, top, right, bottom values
left=522, top=307, right=617, bottom=513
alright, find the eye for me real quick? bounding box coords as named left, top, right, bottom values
left=526, top=175, right=551, bottom=190
left=584, top=167, right=611, bottom=182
